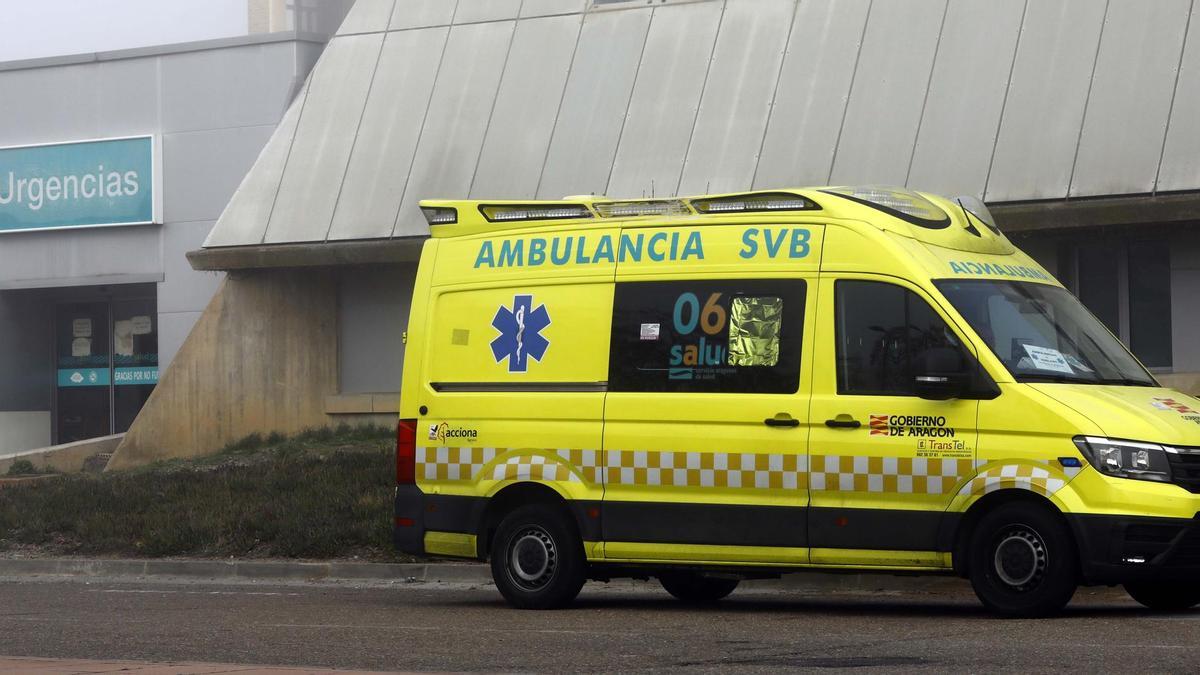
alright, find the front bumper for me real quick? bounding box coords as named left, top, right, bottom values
left=1069, top=512, right=1200, bottom=584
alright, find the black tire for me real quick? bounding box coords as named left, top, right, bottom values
left=659, top=571, right=739, bottom=604
left=490, top=503, right=586, bottom=609
left=968, top=501, right=1078, bottom=618
left=1124, top=582, right=1200, bottom=611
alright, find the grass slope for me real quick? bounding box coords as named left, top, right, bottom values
left=0, top=426, right=409, bottom=561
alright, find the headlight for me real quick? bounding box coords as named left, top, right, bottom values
left=1073, top=436, right=1172, bottom=483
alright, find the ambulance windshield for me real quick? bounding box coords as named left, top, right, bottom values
left=934, top=280, right=1155, bottom=386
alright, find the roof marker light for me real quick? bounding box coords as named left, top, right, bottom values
left=593, top=200, right=690, bottom=218
left=690, top=192, right=820, bottom=214
left=822, top=186, right=949, bottom=229
left=479, top=204, right=593, bottom=223
left=420, top=206, right=457, bottom=226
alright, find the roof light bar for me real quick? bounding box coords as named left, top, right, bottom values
left=420, top=206, right=457, bottom=226
left=479, top=204, right=593, bottom=223
left=690, top=192, right=820, bottom=214
left=593, top=199, right=690, bottom=218
left=822, top=186, right=949, bottom=228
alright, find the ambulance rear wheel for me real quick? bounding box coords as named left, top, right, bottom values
left=659, top=571, right=739, bottom=604
left=1124, top=582, right=1200, bottom=611
left=490, top=503, right=586, bottom=609
left=968, top=502, right=1078, bottom=618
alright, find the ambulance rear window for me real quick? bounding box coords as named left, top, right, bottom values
left=608, top=279, right=805, bottom=394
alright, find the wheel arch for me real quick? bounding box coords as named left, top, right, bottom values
left=948, top=488, right=1076, bottom=579
left=476, top=481, right=592, bottom=559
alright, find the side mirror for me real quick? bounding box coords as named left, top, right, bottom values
left=914, top=347, right=969, bottom=401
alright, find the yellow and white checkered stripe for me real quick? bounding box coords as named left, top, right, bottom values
left=603, top=450, right=806, bottom=489
left=958, top=464, right=1069, bottom=498
left=418, top=448, right=1003, bottom=495
left=417, top=446, right=498, bottom=481
left=809, top=456, right=983, bottom=495
left=416, top=447, right=601, bottom=484
left=491, top=449, right=602, bottom=484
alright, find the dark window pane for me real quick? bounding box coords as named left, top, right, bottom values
left=1128, top=241, right=1172, bottom=368
left=836, top=281, right=967, bottom=396
left=608, top=279, right=805, bottom=393
left=1076, top=242, right=1120, bottom=335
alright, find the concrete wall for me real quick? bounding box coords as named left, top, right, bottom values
left=0, top=412, right=51, bottom=455
left=0, top=434, right=122, bottom=474
left=108, top=269, right=338, bottom=469
left=338, top=264, right=415, bottom=394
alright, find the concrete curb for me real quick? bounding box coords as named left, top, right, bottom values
left=0, top=558, right=493, bottom=584
left=0, top=557, right=972, bottom=593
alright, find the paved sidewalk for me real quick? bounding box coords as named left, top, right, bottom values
left=0, top=656, right=395, bottom=674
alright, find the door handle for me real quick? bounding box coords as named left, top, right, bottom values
left=764, top=414, right=800, bottom=428
left=824, top=416, right=861, bottom=429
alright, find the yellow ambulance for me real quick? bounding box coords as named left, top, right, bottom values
left=394, top=186, right=1200, bottom=617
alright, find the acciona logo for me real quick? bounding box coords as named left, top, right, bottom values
left=0, top=165, right=140, bottom=212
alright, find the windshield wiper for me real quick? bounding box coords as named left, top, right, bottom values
left=1096, top=377, right=1156, bottom=387
left=1017, top=373, right=1097, bottom=384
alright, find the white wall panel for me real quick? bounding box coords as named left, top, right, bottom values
left=389, top=0, right=458, bottom=30
left=607, top=1, right=723, bottom=197
left=907, top=0, right=1024, bottom=199
left=455, top=0, right=523, bottom=24
left=471, top=15, right=581, bottom=198
left=337, top=0, right=397, bottom=34
left=521, top=0, right=587, bottom=18
left=677, top=0, right=794, bottom=195
left=986, top=0, right=1106, bottom=201
left=265, top=33, right=384, bottom=243
left=536, top=7, right=651, bottom=199
left=393, top=21, right=515, bottom=236
left=1159, top=2, right=1200, bottom=192
left=329, top=27, right=448, bottom=241
left=94, top=58, right=161, bottom=138
left=204, top=85, right=308, bottom=247
left=161, top=43, right=304, bottom=134
left=753, top=0, right=870, bottom=189
left=0, top=64, right=99, bottom=146
left=829, top=0, right=946, bottom=186
left=1072, top=0, right=1191, bottom=196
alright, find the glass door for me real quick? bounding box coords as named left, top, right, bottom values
left=54, top=295, right=158, bottom=443
left=55, top=303, right=112, bottom=443
left=112, top=298, right=158, bottom=433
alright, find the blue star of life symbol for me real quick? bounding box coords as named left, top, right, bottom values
left=490, top=294, right=551, bottom=373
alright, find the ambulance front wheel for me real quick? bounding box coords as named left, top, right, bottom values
left=1124, top=582, right=1200, bottom=611
left=967, top=501, right=1078, bottom=618
left=490, top=503, right=586, bottom=609
left=658, top=572, right=739, bottom=604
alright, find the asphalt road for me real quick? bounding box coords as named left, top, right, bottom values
left=0, top=576, right=1196, bottom=673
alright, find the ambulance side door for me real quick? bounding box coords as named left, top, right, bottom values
left=599, top=273, right=814, bottom=564
left=807, top=275, right=980, bottom=567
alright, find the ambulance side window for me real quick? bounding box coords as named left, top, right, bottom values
left=835, top=280, right=966, bottom=396
left=608, top=279, right=805, bottom=393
